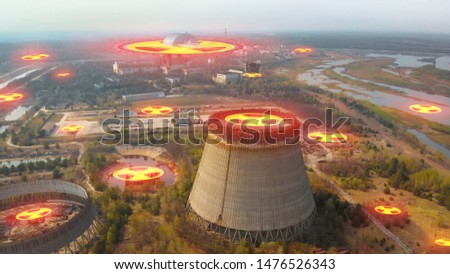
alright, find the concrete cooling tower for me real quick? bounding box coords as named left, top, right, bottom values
left=187, top=109, right=316, bottom=244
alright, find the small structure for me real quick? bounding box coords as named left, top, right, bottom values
left=213, top=71, right=241, bottom=85
left=41, top=121, right=56, bottom=136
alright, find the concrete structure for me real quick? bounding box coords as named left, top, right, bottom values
left=213, top=72, right=241, bottom=85
left=113, top=61, right=159, bottom=75
left=163, top=33, right=198, bottom=47
left=122, top=91, right=165, bottom=102
left=41, top=121, right=56, bottom=136
left=187, top=109, right=316, bottom=244
left=165, top=77, right=181, bottom=85
left=245, top=61, right=261, bottom=73
left=0, top=180, right=100, bottom=254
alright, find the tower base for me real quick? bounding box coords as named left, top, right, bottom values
left=187, top=203, right=316, bottom=245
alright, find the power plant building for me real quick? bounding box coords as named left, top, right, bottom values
left=187, top=109, right=316, bottom=244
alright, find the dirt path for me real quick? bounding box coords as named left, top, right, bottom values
left=307, top=147, right=414, bottom=254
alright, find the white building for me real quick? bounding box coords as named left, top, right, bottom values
left=213, top=72, right=241, bottom=85
left=113, top=61, right=159, bottom=75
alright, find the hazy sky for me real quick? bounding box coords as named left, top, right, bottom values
left=1, top=0, right=449, bottom=35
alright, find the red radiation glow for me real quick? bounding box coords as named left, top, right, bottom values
left=141, top=106, right=173, bottom=115
left=295, top=47, right=313, bottom=53
left=307, top=131, right=348, bottom=143
left=408, top=104, right=442, bottom=114
left=121, top=40, right=237, bottom=55
left=225, top=112, right=284, bottom=127
left=112, top=166, right=164, bottom=182
left=62, top=125, right=83, bottom=133
left=15, top=207, right=52, bottom=221
left=435, top=239, right=450, bottom=247
left=0, top=93, right=23, bottom=103
left=56, top=72, right=71, bottom=77
left=374, top=205, right=401, bottom=215
left=21, top=54, right=49, bottom=60
left=210, top=109, right=301, bottom=144
left=243, top=72, right=262, bottom=78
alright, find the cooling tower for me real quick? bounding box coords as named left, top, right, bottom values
left=187, top=109, right=315, bottom=244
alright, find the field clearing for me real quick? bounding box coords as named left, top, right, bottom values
left=342, top=221, right=401, bottom=254
left=346, top=59, right=412, bottom=87
left=347, top=177, right=450, bottom=253
left=132, top=95, right=249, bottom=108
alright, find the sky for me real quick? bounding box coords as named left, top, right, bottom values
left=1, top=0, right=450, bottom=37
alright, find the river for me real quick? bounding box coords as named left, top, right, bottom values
left=407, top=129, right=450, bottom=159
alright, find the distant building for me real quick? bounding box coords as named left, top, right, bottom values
left=122, top=91, right=165, bottom=102
left=41, top=121, right=56, bottom=136
left=245, top=61, right=261, bottom=73
left=213, top=71, right=241, bottom=85
left=183, top=67, right=204, bottom=75
left=113, top=61, right=159, bottom=75
left=45, top=102, right=70, bottom=110
left=165, top=77, right=181, bottom=85
left=228, top=69, right=244, bottom=75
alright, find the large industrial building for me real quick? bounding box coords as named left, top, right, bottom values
left=187, top=109, right=316, bottom=244
left=0, top=180, right=99, bottom=253
left=122, top=91, right=165, bottom=102
left=113, top=61, right=159, bottom=75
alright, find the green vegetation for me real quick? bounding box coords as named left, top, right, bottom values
left=0, top=157, right=77, bottom=176
left=300, top=191, right=369, bottom=249
left=82, top=140, right=372, bottom=253
left=10, top=111, right=57, bottom=146
left=80, top=141, right=118, bottom=191
left=90, top=187, right=133, bottom=253
left=321, top=143, right=450, bottom=210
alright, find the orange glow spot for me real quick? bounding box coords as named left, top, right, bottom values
left=243, top=72, right=262, bottom=78
left=295, top=48, right=313, bottom=53
left=435, top=238, right=450, bottom=247
left=15, top=207, right=52, bottom=221
left=56, top=72, right=71, bottom=77
left=374, top=205, right=401, bottom=215
left=307, top=131, right=348, bottom=143
left=0, top=93, right=23, bottom=103
left=141, top=106, right=173, bottom=115
left=225, top=112, right=284, bottom=127
left=408, top=104, right=442, bottom=114
left=122, top=40, right=236, bottom=55
left=112, top=166, right=164, bottom=182
left=21, top=54, right=49, bottom=60
left=62, top=125, right=84, bottom=133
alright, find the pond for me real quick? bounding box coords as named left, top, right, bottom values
left=407, top=129, right=450, bottom=159
left=366, top=53, right=433, bottom=68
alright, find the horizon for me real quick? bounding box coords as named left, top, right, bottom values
left=2, top=0, right=450, bottom=41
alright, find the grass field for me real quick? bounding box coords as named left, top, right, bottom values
left=132, top=95, right=249, bottom=108
left=344, top=59, right=450, bottom=98
left=348, top=177, right=450, bottom=253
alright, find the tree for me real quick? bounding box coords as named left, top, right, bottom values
left=52, top=168, right=62, bottom=179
